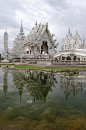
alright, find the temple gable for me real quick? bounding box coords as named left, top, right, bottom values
left=23, top=22, right=58, bottom=57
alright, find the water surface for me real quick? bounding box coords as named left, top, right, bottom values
left=0, top=66, right=86, bottom=130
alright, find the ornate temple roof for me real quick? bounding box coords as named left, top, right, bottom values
left=26, top=22, right=56, bottom=46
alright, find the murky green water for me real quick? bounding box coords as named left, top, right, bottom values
left=0, top=66, right=86, bottom=130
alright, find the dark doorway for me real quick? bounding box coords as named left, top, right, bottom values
left=41, top=41, right=48, bottom=54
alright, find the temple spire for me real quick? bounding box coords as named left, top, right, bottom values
left=68, top=28, right=70, bottom=34
left=19, top=20, right=24, bottom=35
left=76, top=30, right=78, bottom=35
left=35, top=21, right=37, bottom=26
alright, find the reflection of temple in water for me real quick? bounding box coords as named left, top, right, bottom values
left=2, top=67, right=8, bottom=98
left=60, top=71, right=86, bottom=100
left=2, top=66, right=86, bottom=101
left=12, top=69, right=57, bottom=102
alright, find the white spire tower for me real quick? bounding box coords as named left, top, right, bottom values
left=4, top=28, right=8, bottom=53
left=2, top=28, right=9, bottom=62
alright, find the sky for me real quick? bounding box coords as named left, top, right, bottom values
left=0, top=0, right=86, bottom=54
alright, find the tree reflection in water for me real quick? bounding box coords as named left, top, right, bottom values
left=2, top=67, right=86, bottom=101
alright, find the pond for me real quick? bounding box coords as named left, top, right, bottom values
left=0, top=66, right=86, bottom=130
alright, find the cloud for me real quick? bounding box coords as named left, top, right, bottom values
left=0, top=0, right=86, bottom=54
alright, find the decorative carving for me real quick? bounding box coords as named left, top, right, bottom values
left=62, top=28, right=85, bottom=50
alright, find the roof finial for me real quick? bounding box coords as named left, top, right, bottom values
left=21, top=20, right=22, bottom=26
left=19, top=20, right=24, bottom=35
left=35, top=21, right=37, bottom=26
left=68, top=28, right=70, bottom=34
left=76, top=30, right=78, bottom=35
left=46, top=22, right=48, bottom=28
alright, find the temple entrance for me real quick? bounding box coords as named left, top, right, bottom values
left=41, top=41, right=48, bottom=54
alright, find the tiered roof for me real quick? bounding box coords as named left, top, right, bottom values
left=62, top=28, right=85, bottom=49
left=26, top=22, right=57, bottom=46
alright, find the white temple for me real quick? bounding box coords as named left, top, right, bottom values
left=2, top=21, right=86, bottom=64
left=54, top=28, right=86, bottom=62
left=2, top=21, right=58, bottom=63
left=62, top=28, right=85, bottom=50
left=23, top=22, right=58, bottom=59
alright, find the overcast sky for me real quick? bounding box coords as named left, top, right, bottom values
left=0, top=0, right=86, bottom=54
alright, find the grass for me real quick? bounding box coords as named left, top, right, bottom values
left=1, top=63, right=86, bottom=70
left=14, top=65, right=45, bottom=69
left=14, top=65, right=86, bottom=70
